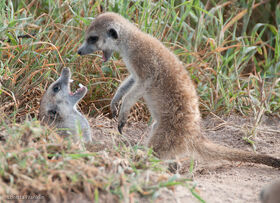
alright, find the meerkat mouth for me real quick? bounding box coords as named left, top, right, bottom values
left=102, top=50, right=113, bottom=62
left=69, top=81, right=86, bottom=96
left=58, top=68, right=87, bottom=105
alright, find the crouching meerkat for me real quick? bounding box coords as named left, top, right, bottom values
left=260, top=180, right=280, bottom=203
left=39, top=67, right=92, bottom=142
left=77, top=12, right=280, bottom=167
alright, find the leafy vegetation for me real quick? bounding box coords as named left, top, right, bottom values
left=0, top=0, right=279, bottom=202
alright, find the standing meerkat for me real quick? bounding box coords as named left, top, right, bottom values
left=77, top=12, right=280, bottom=167
left=39, top=67, right=92, bottom=142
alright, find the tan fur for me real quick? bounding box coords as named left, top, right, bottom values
left=260, top=180, right=280, bottom=203
left=77, top=12, right=280, bottom=167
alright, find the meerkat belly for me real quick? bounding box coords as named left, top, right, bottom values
left=143, top=93, right=161, bottom=122
left=143, top=89, right=178, bottom=124
left=56, top=118, right=77, bottom=136
left=144, top=81, right=199, bottom=129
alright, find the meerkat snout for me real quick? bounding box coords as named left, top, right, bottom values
left=77, top=49, right=82, bottom=55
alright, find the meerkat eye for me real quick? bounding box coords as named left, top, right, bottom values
left=87, top=36, right=98, bottom=44
left=52, top=84, right=61, bottom=93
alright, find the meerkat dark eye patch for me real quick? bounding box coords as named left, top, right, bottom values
left=52, top=84, right=61, bottom=93
left=87, top=36, right=98, bottom=44
left=48, top=109, right=57, bottom=116
left=108, top=28, right=118, bottom=39
left=48, top=109, right=59, bottom=120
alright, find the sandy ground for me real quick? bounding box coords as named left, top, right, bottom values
left=89, top=114, right=280, bottom=203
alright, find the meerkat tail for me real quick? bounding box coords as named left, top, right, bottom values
left=198, top=140, right=280, bottom=168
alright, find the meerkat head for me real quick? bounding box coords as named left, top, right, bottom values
left=77, top=12, right=129, bottom=62
left=39, top=67, right=87, bottom=125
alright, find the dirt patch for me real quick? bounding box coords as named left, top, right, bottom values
left=191, top=115, right=280, bottom=203
left=89, top=114, right=280, bottom=202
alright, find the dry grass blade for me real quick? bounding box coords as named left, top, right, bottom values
left=221, top=0, right=270, bottom=34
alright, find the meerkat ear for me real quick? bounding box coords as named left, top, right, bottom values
left=108, top=28, right=118, bottom=39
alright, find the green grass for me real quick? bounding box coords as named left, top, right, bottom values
left=0, top=0, right=279, bottom=120
left=0, top=0, right=279, bottom=202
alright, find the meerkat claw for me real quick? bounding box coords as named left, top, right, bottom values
left=118, top=121, right=125, bottom=134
